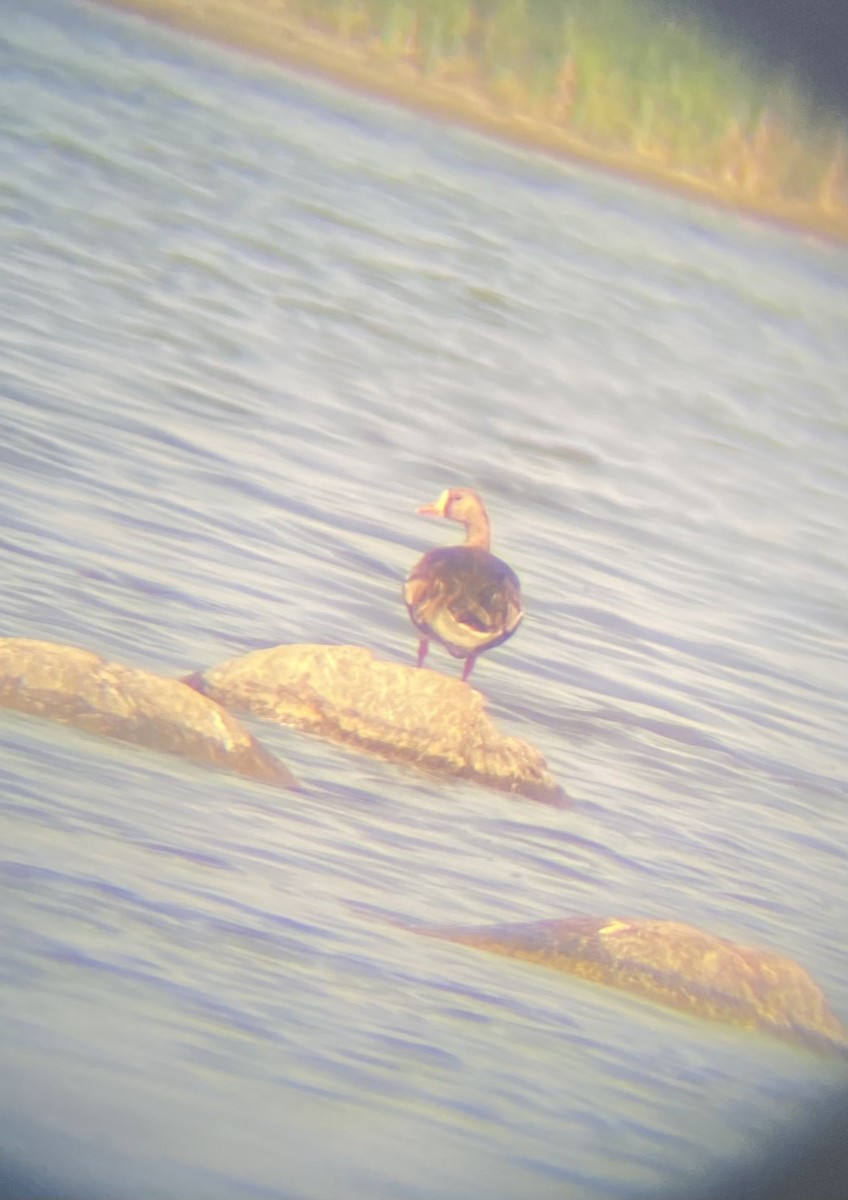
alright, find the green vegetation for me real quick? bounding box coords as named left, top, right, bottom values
left=284, top=0, right=847, bottom=216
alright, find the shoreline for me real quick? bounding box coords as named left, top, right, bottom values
left=95, top=0, right=848, bottom=246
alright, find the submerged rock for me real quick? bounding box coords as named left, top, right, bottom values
left=0, top=638, right=297, bottom=789
left=418, top=914, right=848, bottom=1057
left=186, top=643, right=564, bottom=804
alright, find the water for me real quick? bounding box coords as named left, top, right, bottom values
left=2, top=1, right=847, bottom=1196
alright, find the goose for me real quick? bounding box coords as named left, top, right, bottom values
left=403, top=487, right=522, bottom=681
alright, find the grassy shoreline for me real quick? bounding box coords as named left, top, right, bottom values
left=95, top=0, right=848, bottom=245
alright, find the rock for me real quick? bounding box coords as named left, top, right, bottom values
left=186, top=643, right=564, bottom=804
left=418, top=914, right=848, bottom=1057
left=0, top=638, right=297, bottom=789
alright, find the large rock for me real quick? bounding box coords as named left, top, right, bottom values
left=186, top=643, right=564, bottom=804
left=0, top=638, right=297, bottom=789
left=418, top=915, right=848, bottom=1057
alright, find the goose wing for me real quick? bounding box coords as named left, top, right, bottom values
left=404, top=547, right=522, bottom=656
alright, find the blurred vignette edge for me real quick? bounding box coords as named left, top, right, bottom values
left=1, top=1079, right=846, bottom=1200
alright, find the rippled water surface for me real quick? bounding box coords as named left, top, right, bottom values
left=2, top=1, right=848, bottom=1196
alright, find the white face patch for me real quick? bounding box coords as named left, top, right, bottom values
left=435, top=488, right=451, bottom=516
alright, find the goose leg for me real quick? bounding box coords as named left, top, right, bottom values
left=461, top=655, right=477, bottom=682
left=416, top=638, right=429, bottom=669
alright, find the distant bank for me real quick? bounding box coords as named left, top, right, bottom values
left=96, top=0, right=848, bottom=245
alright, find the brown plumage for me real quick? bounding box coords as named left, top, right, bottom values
left=403, top=487, right=523, bottom=682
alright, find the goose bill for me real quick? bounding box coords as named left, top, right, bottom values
left=415, top=489, right=450, bottom=518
